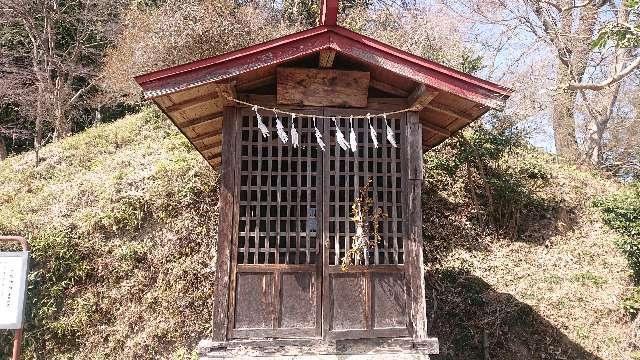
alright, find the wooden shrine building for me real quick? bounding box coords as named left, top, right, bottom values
left=135, top=1, right=512, bottom=358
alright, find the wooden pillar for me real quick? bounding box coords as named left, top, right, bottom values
left=403, top=111, right=428, bottom=340
left=211, top=106, right=238, bottom=341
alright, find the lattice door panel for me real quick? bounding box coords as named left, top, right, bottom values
left=229, top=108, right=323, bottom=339
left=326, top=114, right=404, bottom=267
left=322, top=109, right=409, bottom=340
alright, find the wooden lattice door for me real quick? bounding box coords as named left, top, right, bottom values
left=228, top=106, right=410, bottom=341
left=321, top=109, right=410, bottom=340
left=228, top=108, right=323, bottom=338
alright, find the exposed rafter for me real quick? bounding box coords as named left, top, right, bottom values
left=425, top=103, right=474, bottom=122
left=165, top=92, right=218, bottom=113
left=236, top=75, right=276, bottom=92
left=369, top=79, right=409, bottom=97
left=421, top=121, right=451, bottom=137
left=408, top=84, right=439, bottom=111
left=200, top=140, right=223, bottom=152
left=191, top=128, right=223, bottom=143
left=178, top=111, right=223, bottom=129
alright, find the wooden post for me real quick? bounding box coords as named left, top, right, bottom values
left=404, top=111, right=428, bottom=340
left=211, top=107, right=238, bottom=341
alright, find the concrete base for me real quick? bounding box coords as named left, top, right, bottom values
left=198, top=337, right=438, bottom=359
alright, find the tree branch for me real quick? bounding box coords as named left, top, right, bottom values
left=568, top=55, right=640, bottom=90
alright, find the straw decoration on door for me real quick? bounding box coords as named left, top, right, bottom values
left=237, top=96, right=413, bottom=151
left=341, top=178, right=387, bottom=271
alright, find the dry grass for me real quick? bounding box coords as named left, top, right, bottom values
left=426, top=152, right=633, bottom=359
left=0, top=107, right=218, bottom=359
left=0, top=109, right=634, bottom=359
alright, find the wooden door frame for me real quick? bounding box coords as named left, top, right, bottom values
left=224, top=106, right=325, bottom=340
left=320, top=108, right=412, bottom=341
left=211, top=105, right=427, bottom=342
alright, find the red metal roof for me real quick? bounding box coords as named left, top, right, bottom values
left=135, top=25, right=512, bottom=109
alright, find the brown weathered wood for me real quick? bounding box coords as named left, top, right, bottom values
left=211, top=107, right=238, bottom=341
left=425, top=102, right=474, bottom=122
left=228, top=107, right=323, bottom=339
left=369, top=79, right=410, bottom=97
left=199, top=337, right=439, bottom=357
left=208, top=157, right=221, bottom=167
left=165, top=92, right=218, bottom=113
left=408, top=84, right=438, bottom=111
left=319, top=49, right=336, bottom=68
left=192, top=128, right=223, bottom=143
left=421, top=121, right=451, bottom=137
left=404, top=111, right=427, bottom=340
left=179, top=111, right=223, bottom=129
left=236, top=75, right=276, bottom=93
left=277, top=68, right=370, bottom=107
left=199, top=140, right=223, bottom=152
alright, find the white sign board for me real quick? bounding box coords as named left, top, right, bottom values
left=0, top=252, right=28, bottom=329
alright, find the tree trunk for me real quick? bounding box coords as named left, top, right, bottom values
left=53, top=76, right=72, bottom=140
left=584, top=4, right=630, bottom=166
left=549, top=3, right=599, bottom=161
left=0, top=137, right=7, bottom=161
left=552, top=62, right=580, bottom=160
left=35, top=83, right=44, bottom=167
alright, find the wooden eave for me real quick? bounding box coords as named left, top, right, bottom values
left=135, top=25, right=513, bottom=169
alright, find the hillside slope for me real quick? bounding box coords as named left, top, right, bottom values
left=0, top=108, right=634, bottom=359
left=0, top=108, right=218, bottom=359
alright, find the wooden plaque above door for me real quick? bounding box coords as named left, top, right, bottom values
left=276, top=68, right=370, bottom=108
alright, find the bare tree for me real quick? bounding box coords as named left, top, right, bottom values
left=0, top=0, right=124, bottom=163
left=445, top=0, right=639, bottom=165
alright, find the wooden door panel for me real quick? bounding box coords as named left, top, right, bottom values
left=322, top=108, right=409, bottom=340
left=234, top=273, right=274, bottom=329
left=372, top=272, right=407, bottom=329
left=330, top=274, right=367, bottom=331
left=229, top=108, right=323, bottom=339
left=280, top=272, right=317, bottom=328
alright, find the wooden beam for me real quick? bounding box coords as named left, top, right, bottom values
left=210, top=106, right=237, bottom=341
left=208, top=157, right=222, bottom=167
left=165, top=92, right=218, bottom=113
left=205, top=150, right=222, bottom=161
left=178, top=111, right=222, bottom=129
left=369, top=79, right=410, bottom=97
left=218, top=84, right=236, bottom=106
left=320, top=0, right=338, bottom=26
left=425, top=103, right=474, bottom=122
left=277, top=68, right=370, bottom=107
left=200, top=140, right=223, bottom=152
left=319, top=49, right=336, bottom=68
left=408, top=84, right=438, bottom=111
left=421, top=121, right=450, bottom=137
left=191, top=128, right=223, bottom=143
left=236, top=75, right=276, bottom=93
left=403, top=111, right=428, bottom=340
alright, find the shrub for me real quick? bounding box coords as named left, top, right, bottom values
left=595, top=182, right=640, bottom=280
left=423, top=122, right=552, bottom=245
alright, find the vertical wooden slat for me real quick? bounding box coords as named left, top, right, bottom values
left=322, top=111, right=332, bottom=338
left=404, top=111, right=427, bottom=340
left=212, top=106, right=238, bottom=341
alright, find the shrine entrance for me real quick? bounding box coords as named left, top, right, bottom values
left=228, top=107, right=410, bottom=341
left=136, top=2, right=512, bottom=356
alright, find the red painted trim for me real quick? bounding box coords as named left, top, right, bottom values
left=134, top=26, right=331, bottom=85
left=330, top=27, right=512, bottom=96
left=135, top=25, right=512, bottom=106
left=320, top=0, right=338, bottom=26
left=329, top=33, right=506, bottom=108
